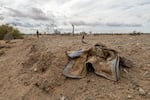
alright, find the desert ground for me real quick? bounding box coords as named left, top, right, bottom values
left=0, top=34, right=150, bottom=100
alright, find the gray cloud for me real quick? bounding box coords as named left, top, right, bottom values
left=0, top=0, right=150, bottom=33
left=139, top=1, right=150, bottom=6
left=70, top=20, right=86, bottom=26
left=9, top=21, right=42, bottom=28
left=9, top=22, right=23, bottom=27
left=9, top=22, right=32, bottom=27
left=72, top=21, right=103, bottom=26
left=4, top=7, right=27, bottom=17
left=70, top=20, right=142, bottom=27
left=30, top=7, right=50, bottom=20
left=0, top=15, right=4, bottom=20
left=31, top=7, right=43, bottom=14
left=4, top=7, right=50, bottom=21
left=106, top=23, right=142, bottom=27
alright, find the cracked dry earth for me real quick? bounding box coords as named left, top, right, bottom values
left=0, top=35, right=150, bottom=100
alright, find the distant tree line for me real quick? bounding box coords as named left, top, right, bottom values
left=129, top=31, right=143, bottom=36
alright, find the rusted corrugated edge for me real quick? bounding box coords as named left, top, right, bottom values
left=62, top=60, right=84, bottom=79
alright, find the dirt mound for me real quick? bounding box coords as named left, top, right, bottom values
left=19, top=41, right=67, bottom=94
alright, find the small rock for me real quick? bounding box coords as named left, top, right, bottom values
left=127, top=95, right=132, bottom=99
left=87, top=79, right=91, bottom=83
left=147, top=64, right=150, bottom=67
left=147, top=92, right=150, bottom=98
left=85, top=97, right=92, bottom=100
left=65, top=96, right=72, bottom=100
left=131, top=79, right=139, bottom=89
left=117, top=86, right=124, bottom=90
left=33, top=68, right=38, bottom=72
left=91, top=79, right=95, bottom=82
left=79, top=86, right=83, bottom=90
left=24, top=82, right=30, bottom=86
left=136, top=43, right=140, bottom=46
left=123, top=68, right=128, bottom=73
left=129, top=37, right=133, bottom=40
left=45, top=87, right=50, bottom=91
left=143, top=71, right=150, bottom=78
left=60, top=96, right=65, bottom=100
left=87, top=79, right=95, bottom=83
left=139, top=87, right=146, bottom=96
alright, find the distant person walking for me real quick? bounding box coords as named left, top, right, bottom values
left=81, top=34, right=85, bottom=42
left=36, top=30, right=39, bottom=38
left=81, top=34, right=88, bottom=44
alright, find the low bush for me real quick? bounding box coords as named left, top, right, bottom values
left=0, top=24, right=23, bottom=40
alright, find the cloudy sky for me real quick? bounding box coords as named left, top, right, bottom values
left=0, top=0, right=150, bottom=33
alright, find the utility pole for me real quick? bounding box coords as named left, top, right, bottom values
left=72, top=24, right=74, bottom=35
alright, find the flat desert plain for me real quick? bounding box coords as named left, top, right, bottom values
left=0, top=34, right=150, bottom=100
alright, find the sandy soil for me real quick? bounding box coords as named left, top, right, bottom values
left=0, top=35, right=150, bottom=100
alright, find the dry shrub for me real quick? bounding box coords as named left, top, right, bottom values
left=0, top=24, right=23, bottom=40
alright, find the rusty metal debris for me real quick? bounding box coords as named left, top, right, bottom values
left=63, top=43, right=132, bottom=81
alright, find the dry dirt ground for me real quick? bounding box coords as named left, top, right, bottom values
left=0, top=35, right=150, bottom=100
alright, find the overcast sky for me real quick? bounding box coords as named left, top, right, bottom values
left=0, top=0, right=150, bottom=33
